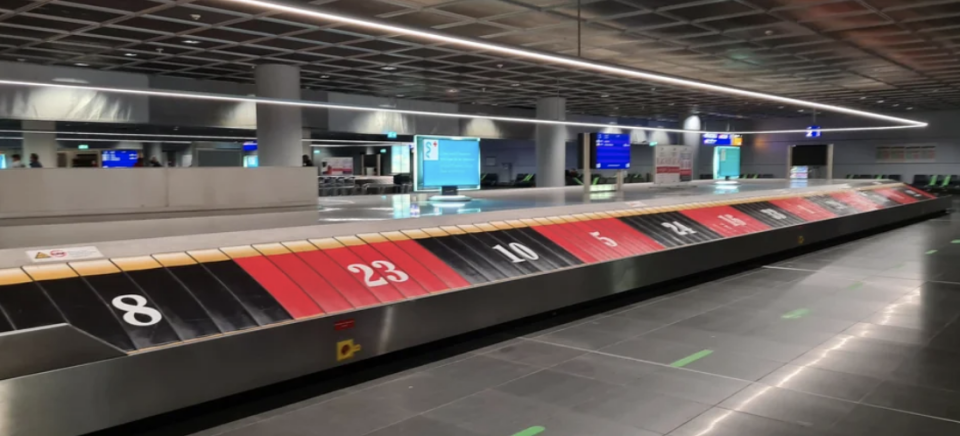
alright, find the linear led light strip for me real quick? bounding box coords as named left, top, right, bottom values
left=0, top=79, right=923, bottom=135
left=0, top=130, right=408, bottom=144
left=227, top=0, right=926, bottom=128
left=0, top=137, right=192, bottom=143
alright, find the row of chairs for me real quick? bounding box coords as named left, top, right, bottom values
left=318, top=176, right=412, bottom=196
left=699, top=174, right=775, bottom=180
left=845, top=174, right=902, bottom=181
left=912, top=175, right=960, bottom=193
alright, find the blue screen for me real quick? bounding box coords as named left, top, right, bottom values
left=102, top=150, right=139, bottom=168
left=594, top=133, right=631, bottom=169
left=420, top=137, right=481, bottom=188
left=703, top=133, right=734, bottom=145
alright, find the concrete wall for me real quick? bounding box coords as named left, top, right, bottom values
left=0, top=167, right=317, bottom=219
left=744, top=110, right=955, bottom=182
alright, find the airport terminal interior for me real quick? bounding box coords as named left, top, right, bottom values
left=2, top=1, right=960, bottom=435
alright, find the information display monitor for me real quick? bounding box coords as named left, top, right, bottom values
left=713, top=146, right=741, bottom=179
left=591, top=133, right=631, bottom=169
left=414, top=135, right=481, bottom=191
left=703, top=133, right=743, bottom=146
left=101, top=150, right=138, bottom=168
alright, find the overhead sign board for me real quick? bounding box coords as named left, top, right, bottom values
left=703, top=133, right=743, bottom=146
left=806, top=126, right=822, bottom=138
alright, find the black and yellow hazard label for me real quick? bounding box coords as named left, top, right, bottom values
left=35, top=252, right=51, bottom=260
left=337, top=339, right=362, bottom=361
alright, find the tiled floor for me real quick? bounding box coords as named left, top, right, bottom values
left=173, top=211, right=960, bottom=436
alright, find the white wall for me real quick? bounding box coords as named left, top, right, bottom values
left=745, top=110, right=960, bottom=182
left=0, top=167, right=317, bottom=219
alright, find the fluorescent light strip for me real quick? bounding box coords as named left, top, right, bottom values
left=0, top=79, right=925, bottom=134
left=0, top=136, right=190, bottom=143
left=0, top=130, right=408, bottom=143
left=227, top=0, right=926, bottom=127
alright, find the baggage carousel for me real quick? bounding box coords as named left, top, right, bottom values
left=0, top=180, right=949, bottom=436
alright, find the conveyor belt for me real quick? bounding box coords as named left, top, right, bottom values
left=0, top=183, right=938, bottom=353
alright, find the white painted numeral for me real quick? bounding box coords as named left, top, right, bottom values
left=590, top=231, right=618, bottom=247
left=348, top=261, right=408, bottom=287
left=492, top=243, right=540, bottom=263
left=112, top=295, right=162, bottom=327
left=662, top=221, right=697, bottom=236
left=718, top=214, right=746, bottom=227
left=760, top=209, right=788, bottom=220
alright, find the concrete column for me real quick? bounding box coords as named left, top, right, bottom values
left=683, top=115, right=702, bottom=180
left=535, top=97, right=566, bottom=188
left=22, top=120, right=57, bottom=168
left=255, top=64, right=302, bottom=167
left=145, top=143, right=163, bottom=163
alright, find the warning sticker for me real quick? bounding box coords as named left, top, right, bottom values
left=26, top=246, right=104, bottom=263
left=337, top=339, right=362, bottom=362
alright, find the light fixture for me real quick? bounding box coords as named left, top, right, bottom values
left=511, top=83, right=521, bottom=87
left=320, top=75, right=330, bottom=78
left=396, top=94, right=405, bottom=97
left=221, top=0, right=925, bottom=128
left=381, top=66, right=397, bottom=71
left=183, top=40, right=201, bottom=44
left=601, top=94, right=610, bottom=98
left=74, top=63, right=89, bottom=67
left=0, top=79, right=926, bottom=136
left=877, top=100, right=885, bottom=103
left=893, top=104, right=899, bottom=107
left=907, top=107, right=914, bottom=110
left=447, top=89, right=458, bottom=93
left=124, top=53, right=137, bottom=57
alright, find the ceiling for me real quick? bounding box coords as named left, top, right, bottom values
left=1, top=0, right=959, bottom=121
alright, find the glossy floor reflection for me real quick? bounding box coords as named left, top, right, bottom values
left=191, top=210, right=960, bottom=436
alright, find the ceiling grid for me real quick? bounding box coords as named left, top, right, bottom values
left=0, top=0, right=957, bottom=121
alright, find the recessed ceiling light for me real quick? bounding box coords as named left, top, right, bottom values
left=511, top=83, right=521, bottom=87
left=798, top=109, right=805, bottom=112
left=877, top=100, right=885, bottom=103
left=75, top=63, right=89, bottom=67
left=447, top=89, right=458, bottom=93
left=778, top=106, right=784, bottom=109
left=16, top=58, right=25, bottom=62
left=381, top=66, right=396, bottom=71
left=860, top=97, right=866, bottom=100
left=124, top=53, right=137, bottom=57
left=601, top=94, right=610, bottom=98
left=907, top=107, right=914, bottom=110
left=668, top=103, right=675, bottom=106
left=396, top=94, right=405, bottom=97
left=183, top=40, right=200, bottom=45
left=320, top=75, right=329, bottom=79
left=893, top=104, right=899, bottom=107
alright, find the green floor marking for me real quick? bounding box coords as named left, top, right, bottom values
left=782, top=308, right=811, bottom=319
left=952, top=240, right=960, bottom=244
left=670, top=350, right=714, bottom=368
left=848, top=281, right=864, bottom=290
left=511, top=426, right=546, bottom=436
left=927, top=250, right=938, bottom=255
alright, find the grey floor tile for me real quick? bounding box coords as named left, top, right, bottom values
left=719, top=385, right=855, bottom=430
left=494, top=369, right=620, bottom=408
left=667, top=407, right=821, bottom=436
left=350, top=372, right=486, bottom=415
left=680, top=349, right=783, bottom=381
left=364, top=416, right=486, bottom=436
left=552, top=352, right=661, bottom=385
left=572, top=385, right=712, bottom=434
left=630, top=367, right=750, bottom=405
left=830, top=404, right=960, bottom=436
left=758, top=364, right=883, bottom=402
left=483, top=339, right=586, bottom=368
left=863, top=380, right=960, bottom=422
left=599, top=336, right=705, bottom=365
left=223, top=393, right=414, bottom=436
left=842, top=322, right=936, bottom=345
left=788, top=346, right=909, bottom=379
left=425, top=355, right=539, bottom=390
left=426, top=390, right=659, bottom=436
left=577, top=315, right=666, bottom=337
left=535, top=324, right=631, bottom=350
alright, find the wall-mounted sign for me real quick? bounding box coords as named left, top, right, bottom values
left=703, top=133, right=742, bottom=146
left=386, top=131, right=398, bottom=139
left=806, top=126, right=822, bottom=138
